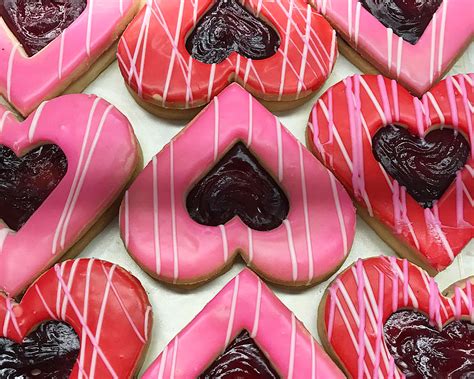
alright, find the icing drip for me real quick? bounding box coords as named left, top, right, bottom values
left=186, top=0, right=280, bottom=64
left=198, top=330, right=280, bottom=378
left=0, top=321, right=80, bottom=378
left=186, top=142, right=289, bottom=231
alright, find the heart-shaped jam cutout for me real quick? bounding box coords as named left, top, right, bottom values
left=185, top=0, right=280, bottom=64
left=0, top=0, right=87, bottom=57
left=0, top=321, right=80, bottom=378
left=198, top=330, right=280, bottom=378
left=372, top=124, right=470, bottom=209
left=0, top=144, right=67, bottom=232
left=384, top=310, right=474, bottom=378
left=358, top=0, right=443, bottom=44
left=187, top=142, right=289, bottom=231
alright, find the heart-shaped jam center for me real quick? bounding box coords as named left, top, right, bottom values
left=185, top=0, right=280, bottom=64
left=0, top=321, right=80, bottom=378
left=0, top=0, right=87, bottom=57
left=358, top=0, right=442, bottom=44
left=0, top=144, right=68, bottom=231
left=384, top=310, right=474, bottom=378
left=198, top=330, right=280, bottom=378
left=372, top=124, right=470, bottom=208
left=186, top=142, right=289, bottom=231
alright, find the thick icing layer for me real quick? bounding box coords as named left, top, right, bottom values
left=308, top=74, right=474, bottom=272
left=321, top=257, right=474, bottom=378
left=120, top=84, right=355, bottom=286
left=311, top=0, right=474, bottom=96
left=0, top=0, right=139, bottom=115
left=0, top=94, right=140, bottom=297
left=142, top=269, right=344, bottom=378
left=0, top=259, right=152, bottom=378
left=117, top=0, right=337, bottom=109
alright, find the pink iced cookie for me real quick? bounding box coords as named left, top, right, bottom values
left=0, top=0, right=141, bottom=116
left=143, top=268, right=344, bottom=378
left=311, top=0, right=474, bottom=96
left=120, top=83, right=355, bottom=287
left=0, top=94, right=140, bottom=297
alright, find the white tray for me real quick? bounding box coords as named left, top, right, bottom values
left=76, top=44, right=474, bottom=375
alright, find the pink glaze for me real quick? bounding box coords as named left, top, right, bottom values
left=120, top=84, right=355, bottom=286
left=308, top=74, right=474, bottom=272
left=322, top=256, right=474, bottom=378
left=117, top=0, right=337, bottom=109
left=0, top=0, right=139, bottom=116
left=0, top=94, right=140, bottom=296
left=311, top=0, right=474, bottom=96
left=143, top=268, right=344, bottom=378
left=0, top=258, right=152, bottom=378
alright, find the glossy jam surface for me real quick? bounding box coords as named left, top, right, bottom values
left=0, top=0, right=87, bottom=56
left=0, top=321, right=80, bottom=378
left=359, top=0, right=442, bottom=44
left=0, top=144, right=68, bottom=231
left=187, top=142, right=289, bottom=231
left=198, top=330, right=280, bottom=378
left=384, top=310, right=474, bottom=379
left=372, top=124, right=470, bottom=208
left=186, top=0, right=280, bottom=64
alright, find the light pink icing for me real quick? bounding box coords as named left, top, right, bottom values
left=0, top=94, right=139, bottom=296
left=120, top=83, right=355, bottom=285
left=311, top=0, right=474, bottom=96
left=0, top=0, right=137, bottom=116
left=143, top=268, right=344, bottom=378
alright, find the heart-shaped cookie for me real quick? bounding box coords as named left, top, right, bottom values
left=0, top=258, right=152, bottom=378
left=117, top=0, right=337, bottom=118
left=0, top=0, right=141, bottom=116
left=142, top=269, right=344, bottom=378
left=0, top=94, right=140, bottom=297
left=318, top=256, right=474, bottom=378
left=310, top=0, right=474, bottom=96
left=120, top=83, right=355, bottom=287
left=307, top=74, right=474, bottom=274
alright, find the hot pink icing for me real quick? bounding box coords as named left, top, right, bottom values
left=0, top=94, right=140, bottom=296
left=311, top=0, right=474, bottom=96
left=143, top=268, right=344, bottom=378
left=0, top=0, right=138, bottom=116
left=120, top=83, right=355, bottom=286
left=322, top=256, right=474, bottom=378
left=0, top=258, right=152, bottom=378
left=308, top=74, right=474, bottom=272
left=117, top=0, right=337, bottom=109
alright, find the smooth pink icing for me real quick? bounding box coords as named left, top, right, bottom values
left=0, top=94, right=139, bottom=296
left=311, top=0, right=474, bottom=96
left=143, top=268, right=344, bottom=378
left=0, top=258, right=152, bottom=378
left=308, top=74, right=474, bottom=272
left=0, top=0, right=137, bottom=116
left=323, top=256, right=474, bottom=378
left=117, top=0, right=337, bottom=108
left=120, top=83, right=355, bottom=285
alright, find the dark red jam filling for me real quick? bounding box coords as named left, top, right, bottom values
left=0, top=0, right=87, bottom=56
left=0, top=321, right=80, bottom=378
left=186, top=0, right=280, bottom=64
left=384, top=310, right=474, bottom=379
left=0, top=144, right=68, bottom=231
left=358, top=0, right=443, bottom=44
left=186, top=142, right=289, bottom=231
left=198, top=330, right=280, bottom=378
left=372, top=124, right=470, bottom=208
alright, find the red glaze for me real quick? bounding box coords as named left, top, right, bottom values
left=308, top=74, right=474, bottom=272
left=0, top=259, right=152, bottom=378
left=321, top=256, right=474, bottom=378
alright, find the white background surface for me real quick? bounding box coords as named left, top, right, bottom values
left=75, top=43, right=474, bottom=376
